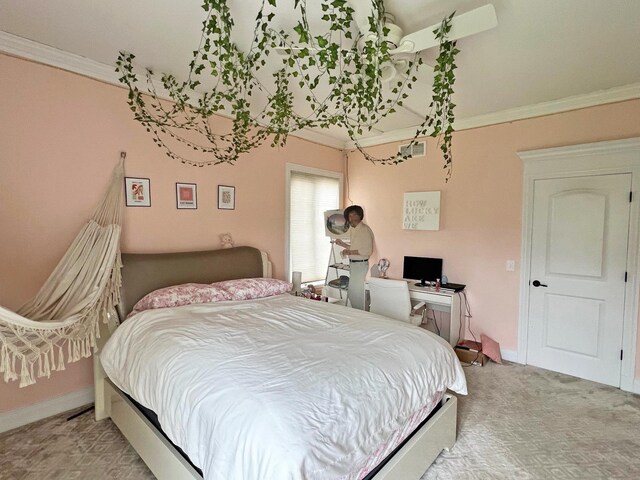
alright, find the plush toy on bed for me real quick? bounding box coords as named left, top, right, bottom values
left=219, top=232, right=235, bottom=249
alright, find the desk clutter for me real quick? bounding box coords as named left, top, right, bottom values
left=300, top=284, right=324, bottom=301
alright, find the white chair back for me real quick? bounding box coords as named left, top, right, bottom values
left=368, top=277, right=412, bottom=323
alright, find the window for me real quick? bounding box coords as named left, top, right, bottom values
left=286, top=165, right=342, bottom=283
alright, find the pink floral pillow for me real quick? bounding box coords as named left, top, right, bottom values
left=129, top=283, right=232, bottom=316
left=215, top=278, right=293, bottom=300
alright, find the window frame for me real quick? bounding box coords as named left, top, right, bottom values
left=285, top=163, right=344, bottom=283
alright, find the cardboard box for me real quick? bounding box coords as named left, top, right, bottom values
left=454, top=346, right=488, bottom=366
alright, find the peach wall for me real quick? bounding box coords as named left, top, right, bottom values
left=2, top=51, right=639, bottom=415
left=0, top=53, right=343, bottom=412
left=347, top=99, right=640, bottom=376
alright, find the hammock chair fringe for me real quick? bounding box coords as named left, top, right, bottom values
left=0, top=158, right=124, bottom=387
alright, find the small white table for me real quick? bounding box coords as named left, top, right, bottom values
left=365, top=280, right=464, bottom=347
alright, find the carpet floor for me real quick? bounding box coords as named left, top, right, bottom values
left=1, top=362, right=639, bottom=479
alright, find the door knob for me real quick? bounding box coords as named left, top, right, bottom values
left=532, top=280, right=548, bottom=287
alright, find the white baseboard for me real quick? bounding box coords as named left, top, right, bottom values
left=0, top=386, right=94, bottom=434
left=500, top=348, right=520, bottom=363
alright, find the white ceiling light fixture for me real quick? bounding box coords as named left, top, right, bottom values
left=115, top=1, right=497, bottom=181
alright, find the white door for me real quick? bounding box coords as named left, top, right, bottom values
left=527, top=174, right=631, bottom=386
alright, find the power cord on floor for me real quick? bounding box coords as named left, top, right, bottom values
left=459, top=291, right=482, bottom=368
left=433, top=310, right=441, bottom=335
left=67, top=405, right=94, bottom=421
left=420, top=308, right=441, bottom=335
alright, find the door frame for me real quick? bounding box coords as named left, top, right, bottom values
left=517, top=137, right=640, bottom=393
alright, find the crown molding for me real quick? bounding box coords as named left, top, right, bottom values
left=0, top=31, right=345, bottom=150
left=459, top=83, right=640, bottom=130
left=286, top=129, right=346, bottom=150
left=518, top=137, right=640, bottom=164
left=1, top=30, right=118, bottom=84
left=345, top=82, right=640, bottom=149
left=3, top=31, right=639, bottom=153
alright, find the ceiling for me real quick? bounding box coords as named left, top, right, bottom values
left=1, top=0, right=639, bottom=149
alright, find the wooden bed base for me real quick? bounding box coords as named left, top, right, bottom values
left=94, top=246, right=458, bottom=480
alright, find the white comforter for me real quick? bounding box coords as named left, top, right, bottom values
left=101, top=294, right=467, bottom=480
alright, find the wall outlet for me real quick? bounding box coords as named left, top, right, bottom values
left=506, top=260, right=516, bottom=272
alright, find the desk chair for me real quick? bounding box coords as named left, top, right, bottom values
left=368, top=278, right=425, bottom=325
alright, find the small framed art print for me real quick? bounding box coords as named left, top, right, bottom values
left=176, top=183, right=197, bottom=209
left=218, top=185, right=235, bottom=210
left=125, top=177, right=151, bottom=207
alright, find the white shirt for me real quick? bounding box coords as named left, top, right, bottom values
left=348, top=222, right=374, bottom=260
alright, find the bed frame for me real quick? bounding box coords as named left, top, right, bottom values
left=94, top=246, right=458, bottom=480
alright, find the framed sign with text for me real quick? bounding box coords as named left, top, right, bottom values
left=403, top=191, right=441, bottom=230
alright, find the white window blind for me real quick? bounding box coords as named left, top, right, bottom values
left=289, top=171, right=340, bottom=282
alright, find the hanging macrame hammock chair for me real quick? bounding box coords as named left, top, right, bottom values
left=0, top=158, right=124, bottom=387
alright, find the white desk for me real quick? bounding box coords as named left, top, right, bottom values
left=365, top=280, right=463, bottom=347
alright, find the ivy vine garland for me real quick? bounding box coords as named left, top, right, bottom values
left=116, top=0, right=459, bottom=180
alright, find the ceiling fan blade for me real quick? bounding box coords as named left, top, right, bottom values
left=389, top=4, right=497, bottom=55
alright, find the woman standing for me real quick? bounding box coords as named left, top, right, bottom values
left=336, top=205, right=374, bottom=310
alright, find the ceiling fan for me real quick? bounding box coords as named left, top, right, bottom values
left=276, top=3, right=498, bottom=83
left=355, top=3, right=498, bottom=82
left=353, top=3, right=497, bottom=54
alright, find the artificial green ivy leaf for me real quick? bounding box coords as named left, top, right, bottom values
left=293, top=23, right=309, bottom=44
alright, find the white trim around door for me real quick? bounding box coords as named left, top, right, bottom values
left=517, top=137, right=640, bottom=392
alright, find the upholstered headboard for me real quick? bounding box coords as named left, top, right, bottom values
left=116, top=246, right=272, bottom=319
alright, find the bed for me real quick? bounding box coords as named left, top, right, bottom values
left=94, top=246, right=466, bottom=480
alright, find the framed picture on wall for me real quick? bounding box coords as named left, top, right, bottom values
left=218, top=185, right=235, bottom=210
left=403, top=191, right=441, bottom=230
left=176, top=183, right=197, bottom=209
left=124, top=177, right=151, bottom=207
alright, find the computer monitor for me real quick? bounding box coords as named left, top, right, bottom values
left=403, top=256, right=443, bottom=283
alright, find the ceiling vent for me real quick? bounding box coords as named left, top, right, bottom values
left=399, top=141, right=426, bottom=158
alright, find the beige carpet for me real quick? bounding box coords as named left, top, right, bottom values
left=1, top=362, right=639, bottom=480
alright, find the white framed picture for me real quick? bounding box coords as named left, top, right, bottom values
left=124, top=177, right=151, bottom=207
left=176, top=183, right=197, bottom=209
left=324, top=209, right=349, bottom=238
left=403, top=191, right=441, bottom=230
left=218, top=185, right=235, bottom=210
